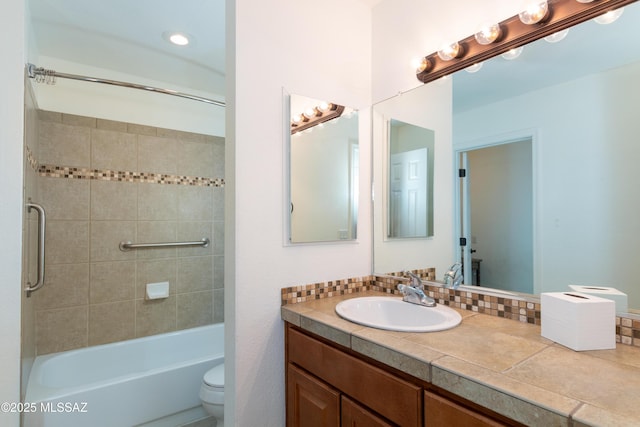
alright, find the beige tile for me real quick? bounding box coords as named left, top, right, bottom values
left=213, top=289, right=224, bottom=323
left=177, top=291, right=213, bottom=330
left=62, top=113, right=96, bottom=128
left=127, top=123, right=156, bottom=136
left=39, top=177, right=90, bottom=220
left=135, top=297, right=177, bottom=337
left=178, top=140, right=214, bottom=177
left=36, top=263, right=89, bottom=310
left=507, top=345, right=640, bottom=421
left=213, top=255, right=224, bottom=290
left=89, top=301, right=135, bottom=345
left=177, top=221, right=213, bottom=257
left=213, top=221, right=224, bottom=256
left=96, top=118, right=127, bottom=132
left=138, top=184, right=178, bottom=220
left=45, top=220, right=89, bottom=264
left=89, top=261, right=136, bottom=303
left=432, top=357, right=577, bottom=426
left=178, top=186, right=213, bottom=221
left=36, top=307, right=88, bottom=355
left=90, top=181, right=137, bottom=220
left=136, top=221, right=177, bottom=259
left=138, top=135, right=177, bottom=174
left=91, top=128, right=137, bottom=171
left=177, top=256, right=213, bottom=293
left=136, top=258, right=177, bottom=299
left=213, top=188, right=224, bottom=221
left=211, top=138, right=225, bottom=178
left=38, top=110, right=62, bottom=123
left=39, top=121, right=91, bottom=167
left=90, top=221, right=136, bottom=262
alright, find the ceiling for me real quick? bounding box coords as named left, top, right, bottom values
left=28, top=0, right=226, bottom=95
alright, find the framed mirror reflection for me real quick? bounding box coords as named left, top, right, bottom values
left=287, top=93, right=359, bottom=243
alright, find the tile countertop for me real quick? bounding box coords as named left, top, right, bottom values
left=281, top=291, right=640, bottom=427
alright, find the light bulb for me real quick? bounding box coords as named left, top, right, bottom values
left=474, top=24, right=501, bottom=45
left=317, top=101, right=330, bottom=112
left=465, top=63, right=483, bottom=73
left=518, top=1, right=549, bottom=25
left=416, top=57, right=432, bottom=73
left=544, top=29, right=569, bottom=43
left=437, top=42, right=462, bottom=61
left=292, top=114, right=302, bottom=124
left=501, top=46, right=524, bottom=60
left=594, top=7, right=624, bottom=24
left=303, top=108, right=317, bottom=119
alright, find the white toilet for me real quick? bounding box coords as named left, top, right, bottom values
left=199, top=363, right=224, bottom=427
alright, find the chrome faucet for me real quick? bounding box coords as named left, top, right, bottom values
left=397, top=271, right=436, bottom=307
left=443, top=263, right=463, bottom=289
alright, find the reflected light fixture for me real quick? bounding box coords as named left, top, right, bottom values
left=437, top=42, right=463, bottom=61
left=518, top=1, right=549, bottom=25
left=501, top=46, right=524, bottom=60
left=163, top=31, right=192, bottom=46
left=291, top=102, right=345, bottom=134
left=594, top=7, right=624, bottom=24
left=474, top=24, right=502, bottom=45
left=465, top=63, right=483, bottom=73
left=544, top=29, right=570, bottom=43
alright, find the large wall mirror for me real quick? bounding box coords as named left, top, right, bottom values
left=287, top=93, right=359, bottom=243
left=373, top=0, right=640, bottom=314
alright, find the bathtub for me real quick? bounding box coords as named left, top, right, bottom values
left=24, top=323, right=224, bottom=427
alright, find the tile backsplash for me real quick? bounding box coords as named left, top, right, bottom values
left=282, top=270, right=640, bottom=347
left=30, top=110, right=224, bottom=355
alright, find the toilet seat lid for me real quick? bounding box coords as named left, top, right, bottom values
left=204, top=363, right=224, bottom=387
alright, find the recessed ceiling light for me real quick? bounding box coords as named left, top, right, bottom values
left=163, top=31, right=193, bottom=46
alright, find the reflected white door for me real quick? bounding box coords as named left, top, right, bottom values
left=389, top=148, right=428, bottom=238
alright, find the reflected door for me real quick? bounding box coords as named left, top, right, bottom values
left=389, top=148, right=428, bottom=238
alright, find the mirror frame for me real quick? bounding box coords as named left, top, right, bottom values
left=415, top=0, right=637, bottom=84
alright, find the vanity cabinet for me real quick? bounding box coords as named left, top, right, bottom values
left=285, top=323, right=518, bottom=427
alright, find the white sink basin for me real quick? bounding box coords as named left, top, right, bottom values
left=335, top=297, right=462, bottom=332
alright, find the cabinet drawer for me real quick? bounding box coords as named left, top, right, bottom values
left=288, top=327, right=422, bottom=427
left=342, top=396, right=394, bottom=427
left=424, top=390, right=507, bottom=427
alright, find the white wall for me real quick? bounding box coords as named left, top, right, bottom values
left=372, top=81, right=454, bottom=274
left=30, top=56, right=225, bottom=136
left=454, top=62, right=640, bottom=307
left=229, top=0, right=372, bottom=425
left=372, top=0, right=517, bottom=102
left=0, top=1, right=25, bottom=425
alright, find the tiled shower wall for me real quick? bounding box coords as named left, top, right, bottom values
left=30, top=110, right=224, bottom=355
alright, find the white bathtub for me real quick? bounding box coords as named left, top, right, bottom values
left=24, top=323, right=224, bottom=427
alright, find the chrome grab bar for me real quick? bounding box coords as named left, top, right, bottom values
left=25, top=202, right=46, bottom=296
left=119, top=238, right=210, bottom=251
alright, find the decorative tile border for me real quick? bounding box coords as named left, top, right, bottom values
left=26, top=146, right=38, bottom=171
left=281, top=270, right=640, bottom=347
left=39, top=164, right=224, bottom=187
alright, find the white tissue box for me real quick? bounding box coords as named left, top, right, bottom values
left=568, top=285, right=628, bottom=315
left=541, top=292, right=615, bottom=351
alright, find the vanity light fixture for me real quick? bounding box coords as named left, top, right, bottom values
left=474, top=24, right=502, bottom=45
left=291, top=102, right=345, bottom=135
left=465, top=63, right=484, bottom=73
left=544, top=29, right=570, bottom=42
left=414, top=0, right=636, bottom=84
left=518, top=1, right=550, bottom=25
left=437, top=42, right=463, bottom=61
left=594, top=7, right=624, bottom=23
left=501, top=46, right=524, bottom=60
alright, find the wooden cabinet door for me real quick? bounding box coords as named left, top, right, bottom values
left=424, top=391, right=507, bottom=427
left=287, top=364, right=340, bottom=427
left=341, top=396, right=394, bottom=427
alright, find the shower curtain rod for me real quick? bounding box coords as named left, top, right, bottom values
left=26, top=63, right=225, bottom=107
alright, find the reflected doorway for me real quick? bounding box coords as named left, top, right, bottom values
left=459, top=138, right=533, bottom=293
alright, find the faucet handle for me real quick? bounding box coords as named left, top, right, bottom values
left=403, top=270, right=423, bottom=288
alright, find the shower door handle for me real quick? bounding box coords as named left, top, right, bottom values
left=25, top=202, right=46, bottom=296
